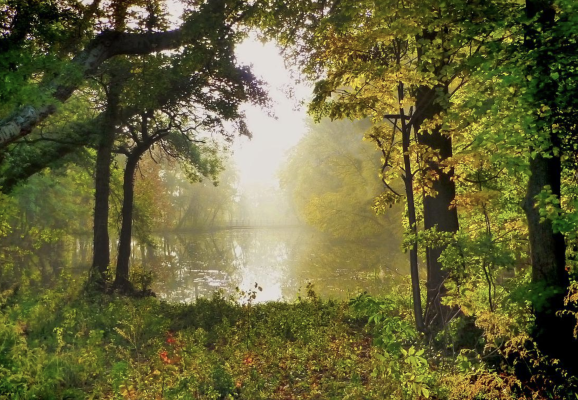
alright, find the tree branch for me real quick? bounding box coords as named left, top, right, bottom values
left=0, top=29, right=185, bottom=148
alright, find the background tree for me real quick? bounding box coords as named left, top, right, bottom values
left=105, top=11, right=269, bottom=292
left=280, top=118, right=400, bottom=241
left=167, top=164, right=239, bottom=231
left=0, top=160, right=94, bottom=290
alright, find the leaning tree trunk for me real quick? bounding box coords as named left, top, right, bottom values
left=400, top=100, right=425, bottom=333
left=414, top=82, right=460, bottom=332
left=0, top=29, right=185, bottom=148
left=113, top=153, right=141, bottom=293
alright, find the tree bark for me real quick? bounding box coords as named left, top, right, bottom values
left=413, top=82, right=459, bottom=331
left=522, top=0, right=577, bottom=372
left=412, top=26, right=460, bottom=331
left=399, top=83, right=425, bottom=333
left=522, top=153, right=566, bottom=279
left=522, top=152, right=576, bottom=369
left=113, top=153, right=141, bottom=293
left=90, top=129, right=114, bottom=287
left=90, top=75, right=122, bottom=288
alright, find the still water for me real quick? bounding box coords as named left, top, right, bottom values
left=134, top=227, right=408, bottom=303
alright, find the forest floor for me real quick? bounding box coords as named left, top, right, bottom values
left=0, top=280, right=565, bottom=399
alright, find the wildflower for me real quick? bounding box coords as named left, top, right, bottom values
left=159, top=351, right=171, bottom=364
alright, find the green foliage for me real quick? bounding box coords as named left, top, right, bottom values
left=0, top=0, right=88, bottom=113
left=0, top=286, right=376, bottom=399
left=1, top=275, right=577, bottom=399
left=350, top=290, right=437, bottom=399
left=0, top=161, right=94, bottom=290
left=4, top=0, right=578, bottom=398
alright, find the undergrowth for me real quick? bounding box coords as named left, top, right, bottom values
left=0, top=279, right=576, bottom=399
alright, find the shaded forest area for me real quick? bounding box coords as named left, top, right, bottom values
left=2, top=0, right=578, bottom=398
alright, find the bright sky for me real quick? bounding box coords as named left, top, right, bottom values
left=164, top=1, right=310, bottom=189
left=234, top=39, right=311, bottom=189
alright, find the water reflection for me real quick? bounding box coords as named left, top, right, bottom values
left=145, top=227, right=408, bottom=303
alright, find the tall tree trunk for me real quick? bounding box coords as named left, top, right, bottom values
left=90, top=79, right=121, bottom=289
left=522, top=0, right=577, bottom=371
left=522, top=151, right=573, bottom=364
left=399, top=83, right=425, bottom=333
left=414, top=28, right=460, bottom=331
left=91, top=135, right=113, bottom=284
left=414, top=83, right=460, bottom=331
left=113, top=153, right=140, bottom=293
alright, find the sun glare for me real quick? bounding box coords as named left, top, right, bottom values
left=234, top=39, right=310, bottom=189
left=163, top=1, right=310, bottom=189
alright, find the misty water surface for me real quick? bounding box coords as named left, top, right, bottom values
left=127, top=227, right=409, bottom=303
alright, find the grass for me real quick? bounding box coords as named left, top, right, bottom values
left=0, top=279, right=574, bottom=399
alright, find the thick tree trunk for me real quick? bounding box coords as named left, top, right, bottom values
left=522, top=153, right=575, bottom=368
left=90, top=79, right=121, bottom=289
left=522, top=156, right=566, bottom=287
left=414, top=83, right=460, bottom=331
left=522, top=0, right=578, bottom=372
left=413, top=27, right=460, bottom=331
left=113, top=154, right=140, bottom=293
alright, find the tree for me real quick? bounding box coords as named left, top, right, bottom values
left=257, top=0, right=511, bottom=331
left=106, top=19, right=268, bottom=292
left=515, top=0, right=578, bottom=371
left=112, top=114, right=221, bottom=292
left=168, top=164, right=239, bottom=231
left=0, top=0, right=259, bottom=148
left=281, top=119, right=390, bottom=239
left=91, top=66, right=125, bottom=286
left=447, top=0, right=578, bottom=372
left=519, top=0, right=570, bottom=367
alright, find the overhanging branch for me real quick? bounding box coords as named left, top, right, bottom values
left=0, top=29, right=185, bottom=148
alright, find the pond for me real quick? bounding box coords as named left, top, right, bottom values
left=128, top=227, right=409, bottom=303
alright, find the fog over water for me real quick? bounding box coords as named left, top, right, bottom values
left=135, top=228, right=407, bottom=303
